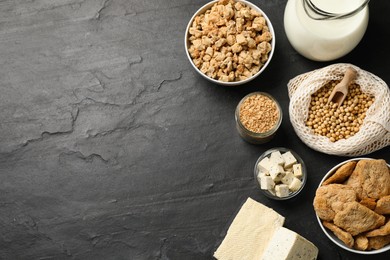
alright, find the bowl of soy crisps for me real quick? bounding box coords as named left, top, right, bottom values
left=313, top=158, right=390, bottom=254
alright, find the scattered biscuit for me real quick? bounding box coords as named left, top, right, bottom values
left=356, top=159, right=390, bottom=199
left=322, top=161, right=356, bottom=186
left=368, top=235, right=390, bottom=250
left=334, top=201, right=385, bottom=236
left=354, top=235, right=369, bottom=251
left=322, top=221, right=354, bottom=248
left=313, top=184, right=356, bottom=221
left=359, top=197, right=376, bottom=211
left=375, top=195, right=390, bottom=215
left=365, top=219, right=390, bottom=237
left=344, top=167, right=366, bottom=200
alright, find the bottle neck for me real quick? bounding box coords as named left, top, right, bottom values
left=302, top=0, right=370, bottom=20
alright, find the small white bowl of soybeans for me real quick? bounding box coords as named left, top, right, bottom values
left=305, top=80, right=374, bottom=142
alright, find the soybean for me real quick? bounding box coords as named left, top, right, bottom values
left=305, top=81, right=375, bottom=142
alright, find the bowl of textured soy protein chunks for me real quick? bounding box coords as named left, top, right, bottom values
left=185, top=0, right=275, bottom=86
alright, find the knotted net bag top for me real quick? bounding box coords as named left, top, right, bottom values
left=288, top=63, right=390, bottom=156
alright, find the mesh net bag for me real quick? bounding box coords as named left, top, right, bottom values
left=288, top=63, right=390, bottom=156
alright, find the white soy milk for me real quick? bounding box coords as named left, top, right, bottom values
left=284, top=0, right=369, bottom=61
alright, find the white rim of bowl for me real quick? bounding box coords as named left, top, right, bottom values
left=316, top=157, right=390, bottom=254
left=184, top=0, right=275, bottom=86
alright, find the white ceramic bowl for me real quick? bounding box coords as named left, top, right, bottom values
left=184, top=0, right=275, bottom=86
left=316, top=158, right=390, bottom=255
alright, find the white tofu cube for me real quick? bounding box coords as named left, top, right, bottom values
left=289, top=177, right=302, bottom=192
left=257, top=157, right=272, bottom=172
left=260, top=176, right=275, bottom=190
left=282, top=151, right=297, bottom=168
left=293, top=163, right=303, bottom=178
left=281, top=172, right=295, bottom=185
left=257, top=170, right=268, bottom=179
left=269, top=164, right=285, bottom=182
left=259, top=169, right=270, bottom=178
left=270, top=151, right=285, bottom=166
left=256, top=170, right=268, bottom=186
left=275, top=184, right=290, bottom=197
left=268, top=189, right=276, bottom=196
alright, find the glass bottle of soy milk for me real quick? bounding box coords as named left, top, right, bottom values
left=284, top=0, right=370, bottom=61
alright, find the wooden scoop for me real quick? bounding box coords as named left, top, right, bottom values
left=327, top=67, right=357, bottom=107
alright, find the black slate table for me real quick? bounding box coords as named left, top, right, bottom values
left=0, top=0, right=389, bottom=259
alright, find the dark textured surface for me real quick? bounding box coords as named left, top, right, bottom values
left=0, top=0, right=389, bottom=259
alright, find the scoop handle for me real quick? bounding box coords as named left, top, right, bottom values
left=339, top=67, right=357, bottom=88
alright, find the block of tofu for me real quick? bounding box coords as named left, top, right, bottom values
left=281, top=172, right=295, bottom=185
left=258, top=157, right=272, bottom=173
left=275, top=184, right=290, bottom=197
left=289, top=177, right=302, bottom=192
left=261, top=227, right=318, bottom=260
left=270, top=150, right=285, bottom=166
left=260, top=176, right=275, bottom=190
left=293, top=163, right=303, bottom=178
left=282, top=151, right=298, bottom=168
left=269, top=164, right=285, bottom=182
left=257, top=171, right=267, bottom=186
left=214, top=198, right=285, bottom=260
left=257, top=169, right=269, bottom=187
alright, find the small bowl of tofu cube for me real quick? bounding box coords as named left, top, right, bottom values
left=254, top=147, right=307, bottom=200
